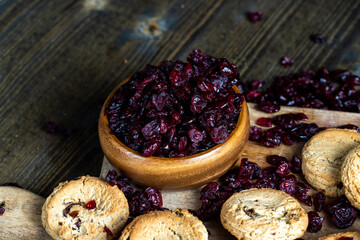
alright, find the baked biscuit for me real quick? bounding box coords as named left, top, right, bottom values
left=341, top=145, right=360, bottom=210
left=319, top=231, right=360, bottom=240
left=119, top=209, right=208, bottom=240
left=42, top=176, right=129, bottom=240
left=302, top=128, right=360, bottom=197
left=220, top=188, right=308, bottom=240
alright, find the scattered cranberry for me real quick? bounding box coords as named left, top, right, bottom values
left=129, top=187, right=163, bottom=217
left=307, top=211, right=324, bottom=232
left=276, top=162, right=291, bottom=177
left=85, top=200, right=96, bottom=210
left=280, top=57, right=293, bottom=68
left=245, top=69, right=360, bottom=113
left=338, top=124, right=360, bottom=133
left=257, top=102, right=280, bottom=113
left=310, top=34, right=326, bottom=43
left=105, top=50, right=244, bottom=157
left=105, top=170, right=134, bottom=198
left=326, top=197, right=357, bottom=229
left=295, top=182, right=312, bottom=206
left=290, top=155, right=302, bottom=173
left=43, top=121, right=72, bottom=136
left=313, top=192, right=326, bottom=212
left=247, top=11, right=263, bottom=23
left=338, top=237, right=354, bottom=240
left=279, top=178, right=296, bottom=196
left=266, top=155, right=287, bottom=166
left=104, top=226, right=113, bottom=237
left=0, top=207, right=5, bottom=216
left=250, top=78, right=265, bottom=90
left=256, top=117, right=272, bottom=127
left=261, top=127, right=281, bottom=147
left=249, top=126, right=262, bottom=142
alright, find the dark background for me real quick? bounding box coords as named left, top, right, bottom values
left=1, top=0, right=359, bottom=197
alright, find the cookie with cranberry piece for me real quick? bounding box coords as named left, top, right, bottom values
left=319, top=231, right=360, bottom=240
left=220, top=188, right=308, bottom=240
left=119, top=209, right=208, bottom=240
left=341, top=145, right=360, bottom=210
left=302, top=129, right=360, bottom=197
left=42, top=176, right=129, bottom=240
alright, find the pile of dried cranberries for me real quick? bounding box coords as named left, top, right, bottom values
left=105, top=50, right=244, bottom=157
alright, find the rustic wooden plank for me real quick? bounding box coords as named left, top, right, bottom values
left=0, top=0, right=359, bottom=199
left=100, top=103, right=360, bottom=240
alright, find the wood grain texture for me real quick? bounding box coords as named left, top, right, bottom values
left=0, top=186, right=50, bottom=240
left=100, top=103, right=360, bottom=240
left=0, top=0, right=359, bottom=199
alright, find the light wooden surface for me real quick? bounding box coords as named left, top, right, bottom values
left=0, top=187, right=50, bottom=240
left=100, top=103, right=360, bottom=240
left=1, top=0, right=360, bottom=197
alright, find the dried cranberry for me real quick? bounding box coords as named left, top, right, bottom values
left=280, top=57, right=293, bottom=68
left=257, top=102, right=280, bottom=113
left=104, top=226, right=113, bottom=236
left=332, top=207, right=357, bottom=229
left=307, top=211, right=324, bottom=232
left=266, top=155, right=287, bottom=166
left=200, top=182, right=220, bottom=201
left=85, top=200, right=96, bottom=210
left=250, top=78, right=265, bottom=90
left=281, top=133, right=295, bottom=145
left=338, top=237, right=354, bottom=240
left=256, top=117, right=272, bottom=127
left=105, top=170, right=134, bottom=198
left=290, top=155, right=302, bottom=173
left=249, top=126, right=262, bottom=142
left=0, top=207, right=4, bottom=216
left=338, top=124, right=360, bottom=133
left=247, top=11, right=263, bottom=23
left=276, top=162, right=291, bottom=177
left=279, top=178, right=296, bottom=196
left=313, top=192, right=326, bottom=212
left=261, top=127, right=282, bottom=147
left=106, top=50, right=243, bottom=157
left=238, top=158, right=262, bottom=182
left=290, top=123, right=319, bottom=141
left=310, top=34, right=326, bottom=43
left=129, top=187, right=163, bottom=217
left=295, top=183, right=312, bottom=206
left=246, top=90, right=262, bottom=103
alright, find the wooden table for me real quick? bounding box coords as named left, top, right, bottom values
left=0, top=0, right=359, bottom=197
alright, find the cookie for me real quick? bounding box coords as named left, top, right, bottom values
left=119, top=209, right=208, bottom=240
left=302, top=128, right=360, bottom=197
left=220, top=188, right=308, bottom=240
left=341, top=145, right=360, bottom=210
left=319, top=231, right=360, bottom=240
left=42, top=176, right=129, bottom=240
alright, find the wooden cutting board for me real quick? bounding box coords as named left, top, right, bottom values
left=100, top=103, right=360, bottom=240
left=1, top=103, right=359, bottom=239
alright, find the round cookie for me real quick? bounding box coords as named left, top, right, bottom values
left=341, top=145, right=360, bottom=210
left=119, top=209, right=208, bottom=240
left=42, top=176, right=129, bottom=240
left=319, top=231, right=360, bottom=240
left=220, top=188, right=308, bottom=240
left=302, top=128, right=360, bottom=197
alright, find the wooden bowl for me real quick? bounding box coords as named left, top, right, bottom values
left=98, top=78, right=250, bottom=189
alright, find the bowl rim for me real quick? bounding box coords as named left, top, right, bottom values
left=100, top=77, right=248, bottom=162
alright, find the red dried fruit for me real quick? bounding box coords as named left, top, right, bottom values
left=310, top=34, right=326, bottom=43
left=247, top=11, right=263, bottom=23
left=129, top=187, right=163, bottom=217
left=307, top=211, right=324, bottom=232
left=280, top=57, right=293, bottom=68
left=251, top=78, right=265, bottom=90
left=257, top=102, right=280, bottom=113
left=332, top=207, right=357, bottom=229
left=276, top=162, right=291, bottom=177
left=290, top=155, right=302, bottom=173
left=261, top=127, right=282, bottom=147
left=104, top=226, right=113, bottom=236
left=85, top=200, right=96, bottom=210
left=0, top=207, right=5, bottom=216
left=279, top=178, right=296, bottom=196
left=256, top=117, right=272, bottom=127
left=313, top=192, right=326, bottom=212
left=106, top=50, right=244, bottom=157
left=266, top=155, right=287, bottom=166
left=249, top=126, right=262, bottom=142
left=338, top=237, right=354, bottom=240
